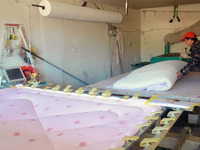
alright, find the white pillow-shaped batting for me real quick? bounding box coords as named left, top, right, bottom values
left=112, top=60, right=187, bottom=91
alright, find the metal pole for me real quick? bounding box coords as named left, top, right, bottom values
left=32, top=4, right=45, bottom=10
left=21, top=47, right=88, bottom=85
left=125, top=0, right=129, bottom=16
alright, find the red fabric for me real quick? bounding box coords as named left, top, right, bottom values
left=21, top=66, right=37, bottom=82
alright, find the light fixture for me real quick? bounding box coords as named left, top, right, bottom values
left=169, top=5, right=181, bottom=23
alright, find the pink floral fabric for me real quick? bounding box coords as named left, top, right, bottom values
left=0, top=87, right=161, bottom=150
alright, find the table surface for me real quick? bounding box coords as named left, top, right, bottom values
left=85, top=72, right=200, bottom=102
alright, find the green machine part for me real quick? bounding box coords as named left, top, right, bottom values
left=165, top=43, right=170, bottom=55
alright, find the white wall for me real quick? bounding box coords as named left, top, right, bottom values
left=0, top=0, right=141, bottom=89
left=141, top=4, right=200, bottom=62
left=0, top=0, right=29, bottom=67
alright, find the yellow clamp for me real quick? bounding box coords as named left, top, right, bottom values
left=145, top=94, right=159, bottom=105
left=140, top=138, right=160, bottom=147
left=31, top=84, right=38, bottom=89
left=152, top=126, right=170, bottom=135
left=102, top=90, right=111, bottom=98
left=9, top=85, right=17, bottom=89
left=75, top=87, right=85, bottom=95
left=160, top=117, right=176, bottom=125
left=121, top=95, right=130, bottom=101
left=42, top=86, right=51, bottom=91
left=135, top=123, right=151, bottom=131
left=167, top=110, right=182, bottom=118
left=63, top=85, right=73, bottom=94
left=122, top=136, right=140, bottom=146
left=22, top=84, right=30, bottom=88
left=89, top=88, right=99, bottom=97
left=132, top=93, right=141, bottom=99
left=149, top=111, right=163, bottom=116
left=109, top=148, right=125, bottom=150
left=122, top=136, right=139, bottom=141
left=188, top=103, right=200, bottom=110
left=145, top=116, right=159, bottom=122
left=52, top=85, right=61, bottom=92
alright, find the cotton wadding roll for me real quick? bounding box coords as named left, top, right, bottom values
left=39, top=0, right=123, bottom=23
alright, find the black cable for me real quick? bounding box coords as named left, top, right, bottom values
left=21, top=47, right=88, bottom=85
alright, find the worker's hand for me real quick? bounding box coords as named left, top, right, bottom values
left=177, top=72, right=182, bottom=79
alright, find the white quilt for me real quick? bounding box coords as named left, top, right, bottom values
left=113, top=60, right=187, bottom=91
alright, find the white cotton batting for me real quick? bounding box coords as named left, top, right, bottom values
left=112, top=60, right=187, bottom=91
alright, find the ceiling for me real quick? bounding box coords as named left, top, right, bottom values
left=82, top=0, right=200, bottom=9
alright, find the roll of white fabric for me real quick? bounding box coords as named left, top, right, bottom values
left=39, top=0, right=123, bottom=23
left=113, top=60, right=187, bottom=91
